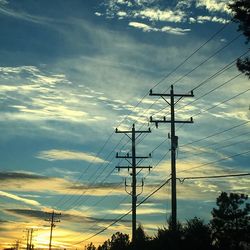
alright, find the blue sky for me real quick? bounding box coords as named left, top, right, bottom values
left=0, top=0, right=249, bottom=248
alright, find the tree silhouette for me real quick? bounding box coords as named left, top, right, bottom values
left=210, top=192, right=250, bottom=250
left=229, top=0, right=250, bottom=78
left=97, top=239, right=111, bottom=250
left=133, top=224, right=150, bottom=250
left=152, top=217, right=184, bottom=250
left=110, top=232, right=130, bottom=250
left=85, top=242, right=96, bottom=250
left=97, top=232, right=130, bottom=250
left=184, top=217, right=213, bottom=250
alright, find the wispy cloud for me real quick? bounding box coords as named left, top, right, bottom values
left=129, top=21, right=191, bottom=35
left=0, top=191, right=40, bottom=206
left=37, top=149, right=107, bottom=163
left=0, top=171, right=49, bottom=181
left=6, top=208, right=130, bottom=224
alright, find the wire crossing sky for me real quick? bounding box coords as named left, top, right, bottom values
left=0, top=0, right=249, bottom=249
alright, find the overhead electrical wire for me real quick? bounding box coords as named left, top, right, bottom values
left=177, top=173, right=250, bottom=183
left=46, top=21, right=248, bottom=243
left=72, top=167, right=250, bottom=245
left=78, top=86, right=249, bottom=223
left=179, top=120, right=249, bottom=148
left=52, top=20, right=236, bottom=211
left=178, top=150, right=250, bottom=174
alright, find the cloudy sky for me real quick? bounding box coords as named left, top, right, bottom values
left=0, top=0, right=249, bottom=249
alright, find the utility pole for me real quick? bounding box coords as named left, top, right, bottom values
left=29, top=228, right=36, bottom=250
left=24, top=229, right=30, bottom=250
left=24, top=228, right=37, bottom=250
left=15, top=240, right=21, bottom=250
left=115, top=124, right=151, bottom=244
left=149, top=85, right=194, bottom=231
left=45, top=210, right=61, bottom=250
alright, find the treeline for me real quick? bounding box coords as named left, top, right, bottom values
left=85, top=192, right=250, bottom=250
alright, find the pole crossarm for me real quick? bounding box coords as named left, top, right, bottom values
left=149, top=89, right=194, bottom=97
left=116, top=152, right=151, bottom=159
left=116, top=166, right=152, bottom=169
left=150, top=116, right=193, bottom=124
left=115, top=127, right=151, bottom=134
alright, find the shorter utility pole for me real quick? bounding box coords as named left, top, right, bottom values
left=115, top=124, right=151, bottom=245
left=15, top=240, right=21, bottom=250
left=24, top=228, right=37, bottom=250
left=24, top=229, right=30, bottom=250
left=45, top=210, right=61, bottom=250
left=29, top=228, right=36, bottom=250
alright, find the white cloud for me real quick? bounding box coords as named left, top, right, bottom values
left=196, top=0, right=231, bottom=14
left=0, top=190, right=40, bottom=206
left=211, top=16, right=229, bottom=24
left=161, top=26, right=191, bottom=35
left=102, top=0, right=232, bottom=31
left=129, top=21, right=190, bottom=35
left=176, top=0, right=193, bottom=9
left=0, top=65, right=39, bottom=74
left=94, top=12, right=102, bottom=16
left=37, top=149, right=107, bottom=163
left=193, top=15, right=229, bottom=24
left=129, top=21, right=157, bottom=32
left=197, top=15, right=212, bottom=23
left=138, top=8, right=186, bottom=23
left=117, top=11, right=127, bottom=18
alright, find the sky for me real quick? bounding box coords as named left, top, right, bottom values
left=0, top=0, right=249, bottom=249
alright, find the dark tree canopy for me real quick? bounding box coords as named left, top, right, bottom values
left=91, top=192, right=249, bottom=250
left=85, top=242, right=96, bottom=250
left=210, top=192, right=250, bottom=250
left=229, top=0, right=250, bottom=78
left=184, top=217, right=212, bottom=250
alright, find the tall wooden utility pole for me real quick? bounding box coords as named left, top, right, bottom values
left=149, top=85, right=194, bottom=231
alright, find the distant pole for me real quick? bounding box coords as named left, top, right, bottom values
left=25, top=229, right=30, bottom=250
left=115, top=124, right=151, bottom=244
left=15, top=240, right=20, bottom=250
left=45, top=210, right=61, bottom=250
left=29, top=228, right=34, bottom=250
left=150, top=85, right=194, bottom=231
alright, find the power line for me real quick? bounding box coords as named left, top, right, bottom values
left=70, top=142, right=171, bottom=246
left=177, top=173, right=250, bottom=183
left=180, top=121, right=249, bottom=147
left=176, top=72, right=243, bottom=113
left=116, top=21, right=233, bottom=130
left=165, top=34, right=242, bottom=90
left=72, top=167, right=250, bottom=246
left=150, top=49, right=248, bottom=118
left=52, top=19, right=235, bottom=212
left=150, top=21, right=232, bottom=91
left=178, top=150, right=250, bottom=174
left=192, top=88, right=249, bottom=117
left=179, top=138, right=249, bottom=159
